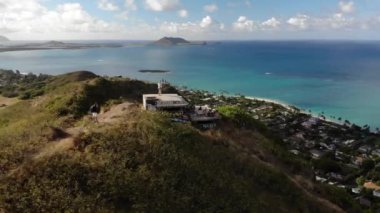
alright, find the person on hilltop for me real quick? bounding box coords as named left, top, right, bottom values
left=89, top=102, right=100, bottom=123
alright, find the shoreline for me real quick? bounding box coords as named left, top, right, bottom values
left=245, top=96, right=295, bottom=111
left=244, top=95, right=358, bottom=130
left=0, top=46, right=121, bottom=53
left=178, top=85, right=377, bottom=131
left=0, top=43, right=123, bottom=53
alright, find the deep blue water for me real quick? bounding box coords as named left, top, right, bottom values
left=1, top=41, right=380, bottom=129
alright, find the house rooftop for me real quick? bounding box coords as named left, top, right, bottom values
left=143, top=94, right=187, bottom=102
left=143, top=94, right=189, bottom=110
left=364, top=182, right=380, bottom=191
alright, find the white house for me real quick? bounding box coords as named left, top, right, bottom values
left=315, top=175, right=327, bottom=183
left=310, top=149, right=325, bottom=159
left=371, top=149, right=380, bottom=157
left=343, top=139, right=356, bottom=147
left=352, top=187, right=362, bottom=194
left=302, top=117, right=320, bottom=128
left=358, top=145, right=372, bottom=154
left=143, top=94, right=189, bottom=111
left=373, top=190, right=380, bottom=198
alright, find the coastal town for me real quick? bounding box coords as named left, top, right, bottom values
left=143, top=81, right=380, bottom=209
left=180, top=88, right=380, bottom=207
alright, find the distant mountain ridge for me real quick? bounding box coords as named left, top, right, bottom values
left=0, top=35, right=10, bottom=42
left=152, top=37, right=207, bottom=46
left=0, top=40, right=122, bottom=53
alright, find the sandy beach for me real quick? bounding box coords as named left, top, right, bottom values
left=245, top=95, right=346, bottom=127
left=245, top=96, right=296, bottom=111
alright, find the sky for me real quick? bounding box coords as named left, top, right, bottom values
left=1, top=0, right=380, bottom=40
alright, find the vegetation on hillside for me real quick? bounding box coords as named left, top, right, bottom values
left=0, top=71, right=364, bottom=212
left=0, top=69, right=50, bottom=99
left=1, top=109, right=331, bottom=212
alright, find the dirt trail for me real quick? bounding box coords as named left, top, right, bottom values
left=0, top=96, right=19, bottom=109
left=98, top=102, right=132, bottom=123
left=7, top=102, right=134, bottom=178
left=32, top=102, right=132, bottom=161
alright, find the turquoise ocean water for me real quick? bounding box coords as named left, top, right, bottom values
left=1, top=41, right=380, bottom=129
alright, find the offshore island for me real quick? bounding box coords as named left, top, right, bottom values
left=0, top=68, right=379, bottom=212
left=139, top=69, right=170, bottom=73
left=0, top=36, right=122, bottom=53
left=0, top=36, right=207, bottom=53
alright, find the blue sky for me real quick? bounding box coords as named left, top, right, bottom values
left=1, top=0, right=380, bottom=40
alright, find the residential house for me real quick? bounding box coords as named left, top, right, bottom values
left=351, top=187, right=362, bottom=194
left=358, top=145, right=372, bottom=154
left=371, top=149, right=380, bottom=157
left=315, top=176, right=327, bottom=183
left=353, top=156, right=365, bottom=167
left=363, top=182, right=380, bottom=191
left=310, top=149, right=326, bottom=159
left=343, top=139, right=356, bottom=147
left=190, top=105, right=221, bottom=129
left=328, top=172, right=344, bottom=181
left=302, top=117, right=320, bottom=128
left=373, top=190, right=380, bottom=198
left=143, top=94, right=189, bottom=111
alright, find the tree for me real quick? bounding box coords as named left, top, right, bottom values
left=356, top=176, right=365, bottom=186
left=362, top=159, right=375, bottom=172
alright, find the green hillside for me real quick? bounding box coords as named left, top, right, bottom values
left=0, top=71, right=360, bottom=212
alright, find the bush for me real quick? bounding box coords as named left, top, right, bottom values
left=316, top=184, right=361, bottom=212
left=217, top=105, right=266, bottom=131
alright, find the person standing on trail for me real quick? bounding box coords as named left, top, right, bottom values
left=89, top=102, right=100, bottom=123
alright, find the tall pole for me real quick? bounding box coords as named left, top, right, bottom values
left=158, top=82, right=162, bottom=95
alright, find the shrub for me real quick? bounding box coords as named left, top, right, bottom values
left=217, top=105, right=265, bottom=131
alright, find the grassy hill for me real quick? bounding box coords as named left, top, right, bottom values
left=0, top=71, right=361, bottom=212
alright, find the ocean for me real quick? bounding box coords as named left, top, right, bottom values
left=1, top=41, right=380, bottom=129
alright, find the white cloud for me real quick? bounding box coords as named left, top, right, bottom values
left=145, top=0, right=179, bottom=12
left=200, top=16, right=213, bottom=28
left=314, top=13, right=356, bottom=30
left=233, top=16, right=257, bottom=32
left=178, top=9, right=188, bottom=18
left=339, top=1, right=355, bottom=14
left=125, top=0, right=137, bottom=10
left=0, top=0, right=379, bottom=40
left=160, top=21, right=198, bottom=34
left=0, top=0, right=125, bottom=39
left=97, top=0, right=119, bottom=11
left=200, top=16, right=224, bottom=31
left=116, top=11, right=129, bottom=20
left=203, top=4, right=218, bottom=13
left=287, top=14, right=310, bottom=30
left=160, top=16, right=224, bottom=35
left=261, top=17, right=281, bottom=29
left=365, top=16, right=380, bottom=30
